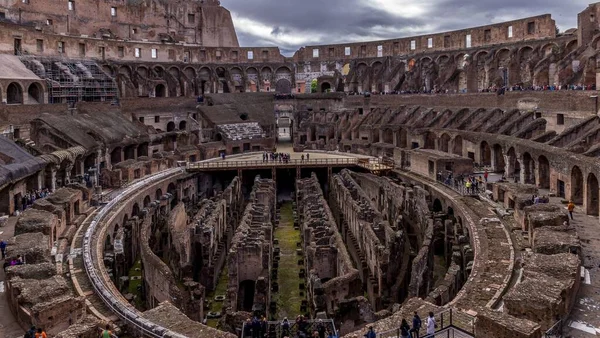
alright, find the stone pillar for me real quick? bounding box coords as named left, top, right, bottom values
left=133, top=147, right=138, bottom=160
left=491, top=148, right=498, bottom=172
left=50, top=167, right=57, bottom=192
left=393, top=131, right=398, bottom=147
left=518, top=156, right=526, bottom=184
left=64, top=162, right=74, bottom=185
left=37, top=171, right=44, bottom=190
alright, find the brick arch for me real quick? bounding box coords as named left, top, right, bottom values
left=517, top=45, right=535, bottom=59
left=435, top=54, right=451, bottom=64
left=6, top=82, right=24, bottom=104
left=27, top=81, right=45, bottom=104
left=474, top=50, right=489, bottom=62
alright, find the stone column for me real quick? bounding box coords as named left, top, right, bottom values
left=50, top=167, right=57, bottom=192
left=518, top=156, right=526, bottom=184
left=37, top=171, right=44, bottom=190
left=64, top=162, right=74, bottom=185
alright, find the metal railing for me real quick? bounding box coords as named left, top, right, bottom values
left=377, top=309, right=475, bottom=338
left=188, top=158, right=361, bottom=170
left=241, top=319, right=337, bottom=338
left=83, top=168, right=188, bottom=338
left=544, top=319, right=563, bottom=338
left=436, top=176, right=485, bottom=196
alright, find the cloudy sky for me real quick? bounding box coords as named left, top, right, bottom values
left=222, top=0, right=590, bottom=55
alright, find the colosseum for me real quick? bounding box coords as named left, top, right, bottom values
left=0, top=0, right=598, bottom=337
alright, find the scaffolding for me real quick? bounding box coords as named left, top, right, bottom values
left=19, top=55, right=118, bottom=105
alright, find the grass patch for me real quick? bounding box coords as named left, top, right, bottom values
left=205, top=266, right=229, bottom=328
left=128, top=260, right=144, bottom=309
left=272, top=202, right=305, bottom=318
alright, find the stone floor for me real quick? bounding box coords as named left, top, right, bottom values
left=206, top=143, right=371, bottom=162
left=555, top=194, right=600, bottom=337
left=0, top=216, right=26, bottom=338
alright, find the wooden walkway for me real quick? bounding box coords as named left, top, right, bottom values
left=186, top=158, right=393, bottom=173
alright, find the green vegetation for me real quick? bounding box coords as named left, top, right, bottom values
left=206, top=266, right=229, bottom=328
left=272, top=202, right=305, bottom=318
left=128, top=259, right=144, bottom=309
left=310, top=79, right=318, bottom=93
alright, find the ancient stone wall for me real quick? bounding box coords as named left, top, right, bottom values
left=225, top=176, right=275, bottom=316
left=296, top=173, right=361, bottom=316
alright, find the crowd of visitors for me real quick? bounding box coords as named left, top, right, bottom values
left=347, top=82, right=596, bottom=97
left=262, top=152, right=298, bottom=163
left=24, top=326, right=47, bottom=338
left=363, top=311, right=438, bottom=338
left=16, top=188, right=51, bottom=215
left=437, top=171, right=487, bottom=195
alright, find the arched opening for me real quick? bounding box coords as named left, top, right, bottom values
left=27, top=82, right=43, bottom=104
left=238, top=280, right=256, bottom=311
left=424, top=132, right=436, bottom=149
left=138, top=143, right=149, bottom=157
left=167, top=122, right=175, bottom=132
left=493, top=144, right=505, bottom=172
left=155, top=84, right=166, bottom=97
left=506, top=147, right=518, bottom=179
left=397, top=129, right=408, bottom=148
left=179, top=121, right=187, bottom=131
left=382, top=129, right=394, bottom=144
left=320, top=82, right=332, bottom=93
left=432, top=199, right=443, bottom=213
left=111, top=147, right=122, bottom=164
left=143, top=195, right=151, bottom=208
left=587, top=173, right=599, bottom=216
left=155, top=188, right=163, bottom=201
left=480, top=141, right=492, bottom=167
left=522, top=152, right=535, bottom=185
left=439, top=134, right=451, bottom=153
left=571, top=166, right=584, bottom=204
left=538, top=156, right=550, bottom=189
left=132, top=203, right=140, bottom=217
left=167, top=183, right=177, bottom=209
left=275, top=79, right=292, bottom=94
left=453, top=136, right=463, bottom=156
left=7, top=82, right=23, bottom=104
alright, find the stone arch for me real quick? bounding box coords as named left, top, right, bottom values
left=436, top=54, right=450, bottom=64
left=382, top=128, right=394, bottom=144
left=397, top=129, right=408, bottom=148
left=155, top=188, right=163, bottom=201
left=480, top=141, right=491, bottom=166
left=198, top=67, right=212, bottom=94
left=538, top=155, right=550, bottom=189
left=565, top=40, right=578, bottom=54
left=7, top=82, right=23, bottom=104
left=320, top=82, right=332, bottom=93
left=167, top=121, right=175, bottom=132
left=522, top=152, right=535, bottom=184
left=118, top=65, right=133, bottom=78
left=111, top=147, right=122, bottom=164
left=541, top=43, right=559, bottom=57
left=275, top=79, right=292, bottom=94
left=492, top=144, right=505, bottom=172
left=453, top=135, right=463, bottom=156
left=143, top=195, right=151, bottom=208
left=424, top=132, right=436, bottom=149
left=155, top=84, right=166, bottom=97
left=275, top=66, right=292, bottom=77
left=137, top=66, right=149, bottom=79
left=27, top=82, right=44, bottom=104
left=439, top=133, right=451, bottom=153
left=260, top=66, right=273, bottom=81
left=506, top=147, right=519, bottom=178
left=132, top=203, right=140, bottom=217
left=179, top=120, right=187, bottom=131
left=518, top=46, right=534, bottom=60
left=432, top=198, right=443, bottom=213
left=587, top=173, right=599, bottom=216
left=169, top=66, right=180, bottom=79
left=571, top=166, right=584, bottom=204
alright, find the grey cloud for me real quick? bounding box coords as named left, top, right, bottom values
left=222, top=0, right=590, bottom=55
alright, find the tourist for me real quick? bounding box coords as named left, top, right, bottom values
left=24, top=326, right=36, bottom=338
left=327, top=329, right=337, bottom=338
left=567, top=201, right=576, bottom=220
left=483, top=170, right=489, bottom=182
left=465, top=179, right=472, bottom=195
left=426, top=312, right=436, bottom=336
left=534, top=195, right=540, bottom=204
left=410, top=312, right=421, bottom=338
left=101, top=325, right=112, bottom=338
left=301, top=154, right=305, bottom=163
left=317, top=320, right=326, bottom=338
left=244, top=318, right=252, bottom=338
left=400, top=319, right=410, bottom=338
left=281, top=317, right=291, bottom=337
left=35, top=328, right=47, bottom=338
left=252, top=316, right=261, bottom=338
left=363, top=326, right=376, bottom=338
left=306, top=153, right=310, bottom=161
left=0, top=239, right=6, bottom=259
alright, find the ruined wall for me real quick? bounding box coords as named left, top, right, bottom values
left=296, top=173, right=361, bottom=316
left=0, top=0, right=238, bottom=46
left=225, top=177, right=275, bottom=316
